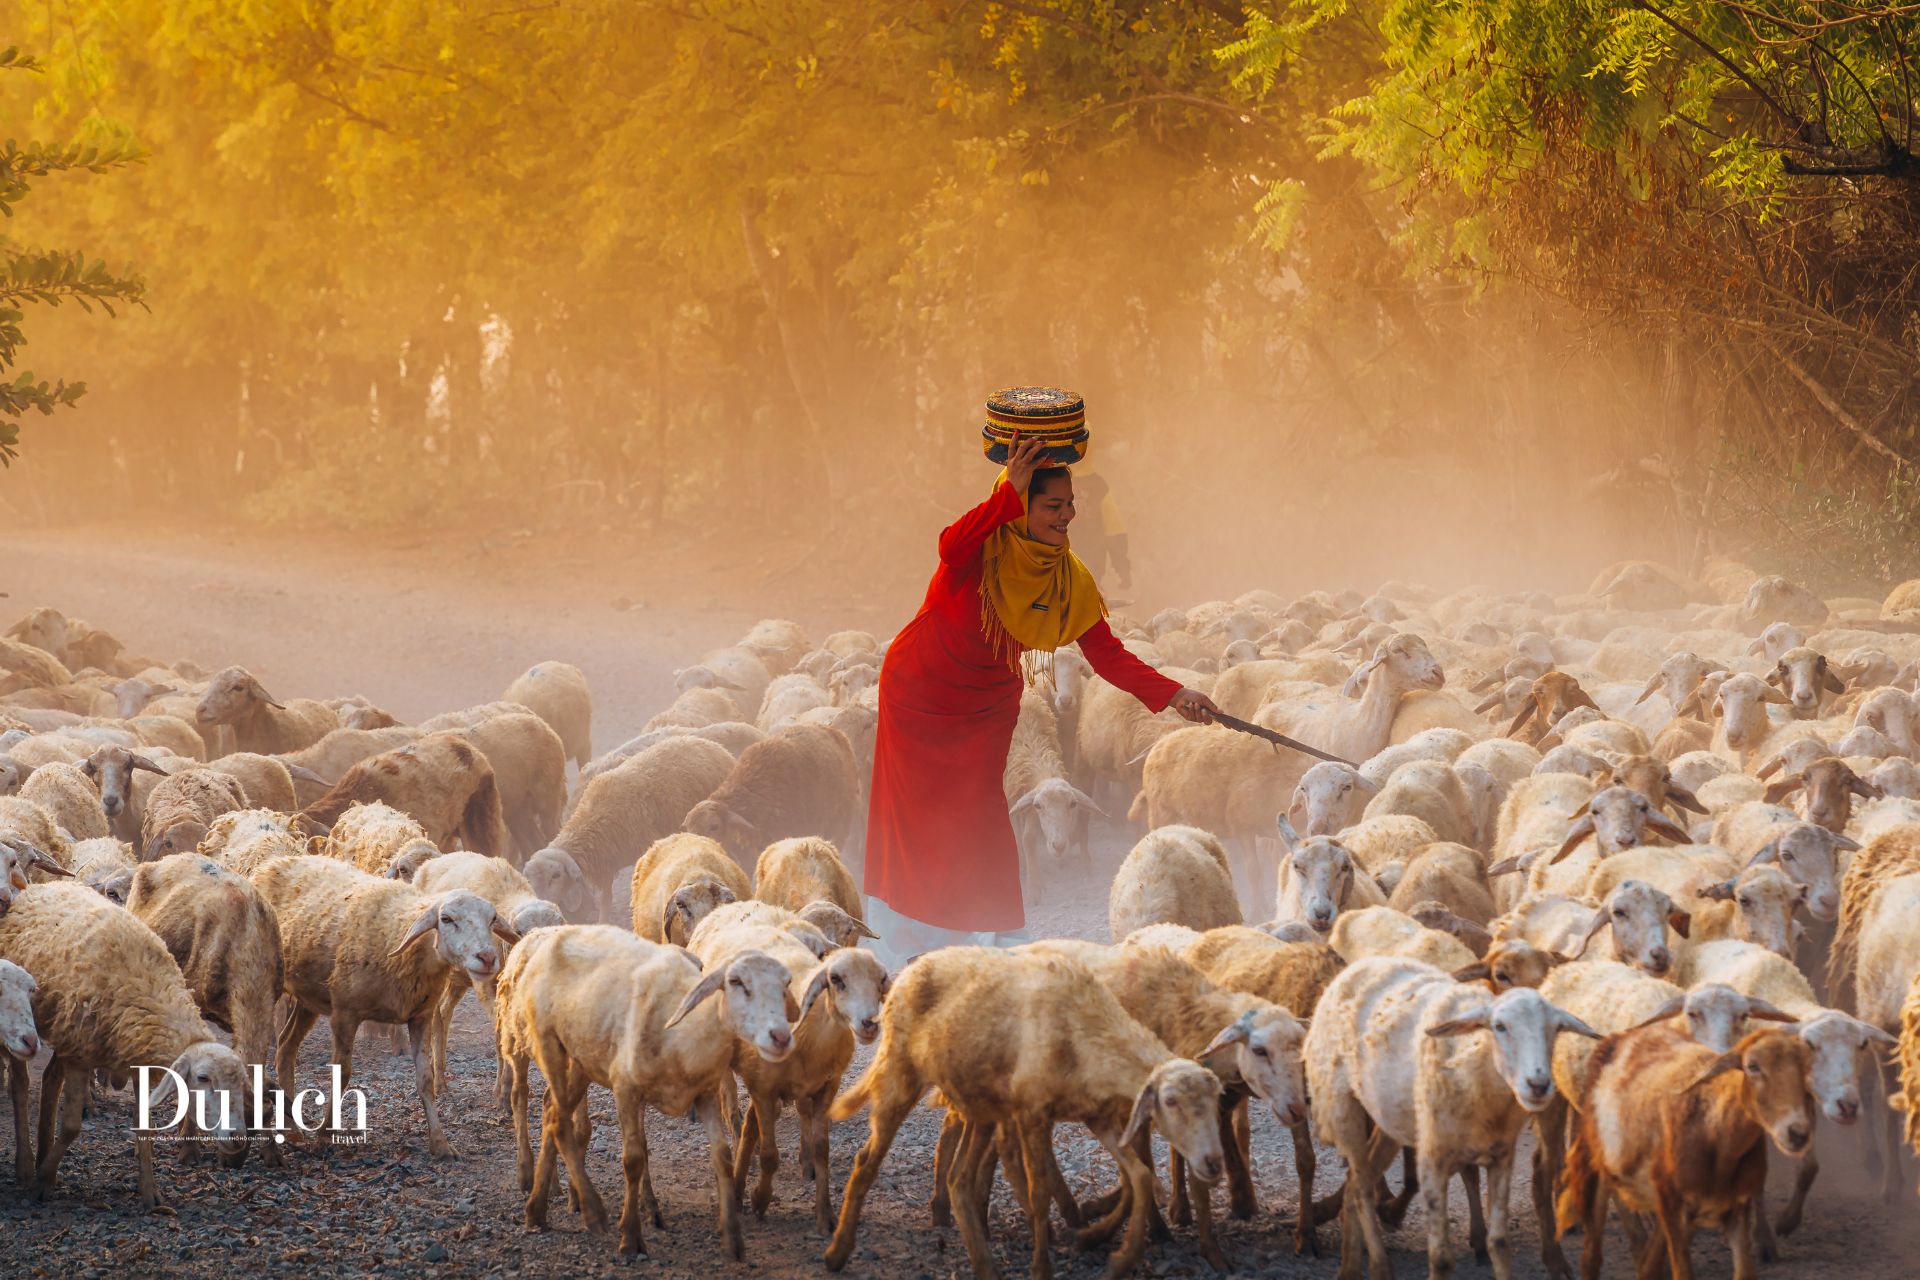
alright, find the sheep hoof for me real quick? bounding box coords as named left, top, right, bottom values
left=429, top=1137, right=458, bottom=1159
left=1775, top=1209, right=1802, bottom=1237
left=1295, top=1225, right=1319, bottom=1257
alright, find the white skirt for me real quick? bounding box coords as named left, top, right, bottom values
left=863, top=894, right=1031, bottom=972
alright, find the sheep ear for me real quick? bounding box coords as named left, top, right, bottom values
left=1010, top=790, right=1038, bottom=817
left=1120, top=1079, right=1159, bottom=1146
left=387, top=903, right=441, bottom=958
left=1742, top=997, right=1797, bottom=1023
left=1755, top=755, right=1784, bottom=780
left=1468, top=671, right=1502, bottom=694
left=1505, top=700, right=1538, bottom=736
left=1762, top=685, right=1792, bottom=705
left=490, top=915, right=522, bottom=946
left=673, top=946, right=703, bottom=971
left=1763, top=777, right=1804, bottom=804
left=1667, top=908, right=1692, bottom=939
left=1632, top=673, right=1662, bottom=706
left=796, top=963, right=834, bottom=1024
left=1851, top=775, right=1885, bottom=800
left=1199, top=1010, right=1255, bottom=1061
left=1628, top=996, right=1686, bottom=1031
left=1426, top=1007, right=1492, bottom=1038
left=1486, top=855, right=1529, bottom=877
left=1554, top=1009, right=1603, bottom=1040
left=1566, top=908, right=1611, bottom=959
left=662, top=895, right=691, bottom=946
left=1449, top=961, right=1492, bottom=984
left=1647, top=812, right=1694, bottom=845
left=1746, top=838, right=1781, bottom=867
left=1765, top=666, right=1785, bottom=688
left=1695, top=879, right=1736, bottom=902
left=129, top=754, right=168, bottom=775
left=284, top=761, right=327, bottom=785
left=1687, top=1051, right=1743, bottom=1091
left=250, top=679, right=287, bottom=710
left=1831, top=832, right=1862, bottom=852
left=1837, top=1017, right=1898, bottom=1048
left=1819, top=664, right=1845, bottom=695
left=1472, top=691, right=1504, bottom=714
left=666, top=968, right=729, bottom=1028
left=782, top=984, right=802, bottom=1025
left=1274, top=813, right=1301, bottom=853
left=1549, top=814, right=1596, bottom=865
left=1065, top=785, right=1107, bottom=817
left=1666, top=785, right=1707, bottom=815
left=1746, top=637, right=1765, bottom=657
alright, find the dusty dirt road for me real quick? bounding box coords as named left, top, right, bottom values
left=2, top=525, right=1917, bottom=1278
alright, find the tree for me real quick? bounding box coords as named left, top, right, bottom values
left=0, top=45, right=144, bottom=465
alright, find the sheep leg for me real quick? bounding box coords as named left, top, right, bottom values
left=1775, top=1148, right=1817, bottom=1237
left=1076, top=1169, right=1133, bottom=1252
left=526, top=1080, right=563, bottom=1230
left=1882, top=1056, right=1906, bottom=1204
left=1129, top=1125, right=1172, bottom=1241
left=33, top=1052, right=65, bottom=1191
left=1293, top=1119, right=1322, bottom=1254
left=1419, top=1150, right=1458, bottom=1280
left=1728, top=1198, right=1759, bottom=1280
left=1577, top=1180, right=1609, bottom=1280
left=429, top=980, right=463, bottom=1098
left=1345, top=1121, right=1400, bottom=1280
left=931, top=1108, right=961, bottom=1228
left=1189, top=1161, right=1230, bottom=1275
left=276, top=1003, right=318, bottom=1106
left=730, top=1097, right=759, bottom=1206
left=1652, top=1178, right=1695, bottom=1280
left=1462, top=1164, right=1489, bottom=1264
left=825, top=1069, right=916, bottom=1271
left=1018, top=1118, right=1057, bottom=1280
left=507, top=1052, right=535, bottom=1193
left=1169, top=1147, right=1191, bottom=1226
left=1531, top=1102, right=1572, bottom=1280
left=972, top=1121, right=1001, bottom=1223
left=36, top=1061, right=86, bottom=1199
left=1752, top=1184, right=1779, bottom=1263
left=998, top=1121, right=1035, bottom=1221
left=1042, top=1134, right=1085, bottom=1228
left=1380, top=1145, right=1418, bottom=1226
left=802, top=1091, right=834, bottom=1234
left=949, top=1119, right=1001, bottom=1280
left=1484, top=1150, right=1515, bottom=1280
left=404, top=1017, right=456, bottom=1159
left=749, top=1092, right=781, bottom=1219
left=8, top=1058, right=31, bottom=1188
left=1226, top=1096, right=1259, bottom=1220
left=696, top=1089, right=744, bottom=1261
left=613, top=1086, right=650, bottom=1261
left=1102, top=1132, right=1158, bottom=1280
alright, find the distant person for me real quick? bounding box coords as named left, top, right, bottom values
left=1065, top=460, right=1131, bottom=592
left=862, top=395, right=1219, bottom=968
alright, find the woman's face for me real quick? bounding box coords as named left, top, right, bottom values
left=1027, top=474, right=1076, bottom=546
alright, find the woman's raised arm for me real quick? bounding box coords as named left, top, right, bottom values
left=937, top=481, right=1025, bottom=567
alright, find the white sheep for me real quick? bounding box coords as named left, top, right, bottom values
left=1107, top=824, right=1242, bottom=943
left=495, top=925, right=797, bottom=1261
left=252, top=854, right=517, bottom=1156
left=1305, top=955, right=1597, bottom=1280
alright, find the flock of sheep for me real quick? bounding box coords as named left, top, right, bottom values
left=1, top=556, right=1920, bottom=1280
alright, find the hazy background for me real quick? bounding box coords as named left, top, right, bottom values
left=6, top=1, right=1918, bottom=613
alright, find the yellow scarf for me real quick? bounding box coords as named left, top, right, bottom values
left=978, top=468, right=1107, bottom=671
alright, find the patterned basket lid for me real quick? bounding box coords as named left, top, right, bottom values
left=981, top=386, right=1089, bottom=464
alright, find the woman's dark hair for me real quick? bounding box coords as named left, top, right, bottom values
left=1027, top=465, right=1072, bottom=503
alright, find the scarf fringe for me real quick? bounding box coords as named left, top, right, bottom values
left=978, top=576, right=1104, bottom=686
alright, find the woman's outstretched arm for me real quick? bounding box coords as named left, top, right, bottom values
left=1078, top=619, right=1221, bottom=721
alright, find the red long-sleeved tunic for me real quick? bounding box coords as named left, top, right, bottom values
left=862, top=480, right=1180, bottom=932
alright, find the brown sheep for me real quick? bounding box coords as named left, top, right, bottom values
left=683, top=724, right=858, bottom=866
left=630, top=833, right=752, bottom=945
left=301, top=731, right=510, bottom=860
left=527, top=737, right=735, bottom=919
left=501, top=661, right=594, bottom=769
left=443, top=712, right=568, bottom=862
left=753, top=837, right=864, bottom=922
left=194, top=665, right=339, bottom=755
left=126, top=852, right=286, bottom=1166
left=278, top=726, right=421, bottom=805
left=141, top=768, right=250, bottom=861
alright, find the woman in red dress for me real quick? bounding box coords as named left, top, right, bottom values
left=863, top=435, right=1220, bottom=965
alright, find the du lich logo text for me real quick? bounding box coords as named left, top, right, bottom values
left=134, top=1064, right=369, bottom=1144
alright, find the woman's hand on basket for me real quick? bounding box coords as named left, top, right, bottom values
left=1170, top=687, right=1220, bottom=724
left=1004, top=433, right=1049, bottom=497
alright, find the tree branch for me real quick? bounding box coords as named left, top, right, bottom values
left=1765, top=339, right=1913, bottom=468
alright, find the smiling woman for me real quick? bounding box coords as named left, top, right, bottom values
left=862, top=402, right=1221, bottom=966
